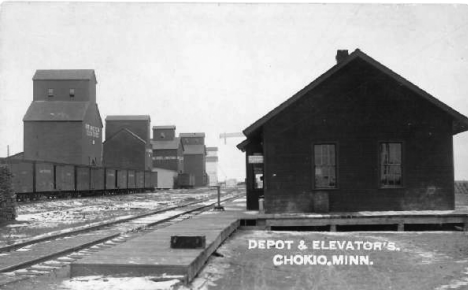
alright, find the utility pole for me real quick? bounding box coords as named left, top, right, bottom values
left=219, top=132, right=244, bottom=144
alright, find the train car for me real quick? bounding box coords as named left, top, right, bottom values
left=55, top=164, right=75, bottom=196
left=2, top=157, right=158, bottom=200
left=144, top=171, right=151, bottom=190
left=105, top=168, right=117, bottom=192
left=127, top=170, right=136, bottom=190
left=116, top=169, right=128, bottom=192
left=135, top=171, right=144, bottom=189
left=2, top=159, right=34, bottom=200
left=76, top=166, right=90, bottom=193
left=90, top=167, right=105, bottom=194
left=150, top=171, right=158, bottom=190
left=177, top=173, right=195, bottom=189
left=35, top=162, right=55, bottom=194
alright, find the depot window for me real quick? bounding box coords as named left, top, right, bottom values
left=69, top=88, right=75, bottom=97
left=380, top=142, right=402, bottom=188
left=48, top=88, right=54, bottom=97
left=314, top=144, right=337, bottom=189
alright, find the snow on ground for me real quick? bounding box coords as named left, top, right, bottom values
left=188, top=230, right=468, bottom=290
left=0, top=188, right=222, bottom=247
left=60, top=276, right=182, bottom=290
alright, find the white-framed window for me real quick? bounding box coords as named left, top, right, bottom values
left=69, top=88, right=75, bottom=97
left=48, top=88, right=54, bottom=97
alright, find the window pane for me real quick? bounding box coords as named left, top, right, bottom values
left=380, top=143, right=402, bottom=187
left=314, top=144, right=336, bottom=188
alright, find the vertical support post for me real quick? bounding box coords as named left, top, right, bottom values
left=214, top=185, right=224, bottom=211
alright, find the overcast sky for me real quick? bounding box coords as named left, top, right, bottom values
left=1, top=3, right=467, bottom=180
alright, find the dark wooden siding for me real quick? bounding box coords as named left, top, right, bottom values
left=24, top=122, right=83, bottom=165
left=33, top=79, right=94, bottom=102
left=183, top=154, right=206, bottom=187
left=263, top=59, right=454, bottom=213
left=106, top=120, right=150, bottom=144
left=153, top=149, right=180, bottom=172
left=103, top=132, right=146, bottom=170
left=153, top=128, right=175, bottom=140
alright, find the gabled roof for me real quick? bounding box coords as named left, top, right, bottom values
left=23, top=101, right=89, bottom=121
left=183, top=144, right=206, bottom=155
left=151, top=137, right=182, bottom=150
left=106, top=115, right=151, bottom=121
left=6, top=152, right=24, bottom=160
left=33, top=70, right=97, bottom=83
left=104, top=128, right=146, bottom=144
left=242, top=49, right=468, bottom=139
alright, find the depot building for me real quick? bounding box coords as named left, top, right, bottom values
left=237, top=49, right=468, bottom=213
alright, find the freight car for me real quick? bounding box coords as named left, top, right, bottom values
left=177, top=173, right=195, bottom=189
left=0, top=158, right=157, bottom=201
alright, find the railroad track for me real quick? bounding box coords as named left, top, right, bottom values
left=0, top=188, right=244, bottom=287
left=14, top=186, right=213, bottom=204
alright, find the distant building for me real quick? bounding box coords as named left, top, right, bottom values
left=103, top=115, right=152, bottom=170
left=238, top=49, right=468, bottom=213
left=206, top=147, right=219, bottom=186
left=151, top=126, right=184, bottom=188
left=23, top=70, right=103, bottom=166
left=151, top=126, right=184, bottom=172
left=103, top=128, right=149, bottom=170
left=180, top=133, right=207, bottom=187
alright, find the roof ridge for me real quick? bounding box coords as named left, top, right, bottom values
left=105, top=128, right=146, bottom=144
left=242, top=48, right=468, bottom=137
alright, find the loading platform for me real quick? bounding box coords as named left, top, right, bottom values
left=246, top=210, right=468, bottom=231
left=70, top=199, right=247, bottom=282
left=70, top=198, right=468, bottom=283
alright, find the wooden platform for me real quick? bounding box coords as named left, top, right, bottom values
left=70, top=201, right=244, bottom=282
left=241, top=208, right=468, bottom=231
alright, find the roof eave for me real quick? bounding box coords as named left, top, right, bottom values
left=242, top=48, right=468, bottom=138
left=236, top=139, right=250, bottom=152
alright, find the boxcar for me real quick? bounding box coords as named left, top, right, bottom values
left=9, top=160, right=34, bottom=195
left=76, top=166, right=90, bottom=192
left=144, top=171, right=151, bottom=190
left=116, top=169, right=128, bottom=190
left=151, top=171, right=158, bottom=190
left=178, top=173, right=195, bottom=189
left=105, top=168, right=117, bottom=191
left=35, top=162, right=55, bottom=193
left=135, top=171, right=144, bottom=189
left=127, top=170, right=136, bottom=189
left=55, top=164, right=75, bottom=192
left=90, top=167, right=105, bottom=192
